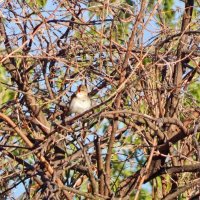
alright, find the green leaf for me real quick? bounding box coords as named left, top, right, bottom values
left=0, top=65, right=15, bottom=105
left=25, top=0, right=47, bottom=8
left=188, top=81, right=200, bottom=105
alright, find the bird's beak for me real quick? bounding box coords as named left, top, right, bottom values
left=77, top=85, right=81, bottom=93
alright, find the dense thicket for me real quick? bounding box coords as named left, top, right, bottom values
left=0, top=0, right=199, bottom=199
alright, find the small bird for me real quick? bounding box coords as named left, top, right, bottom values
left=69, top=85, right=92, bottom=114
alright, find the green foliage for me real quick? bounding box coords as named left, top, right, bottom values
left=139, top=101, right=148, bottom=114
left=36, top=0, right=47, bottom=7
left=151, top=177, right=163, bottom=199
left=148, top=0, right=155, bottom=8
left=138, top=189, right=152, bottom=200
left=112, top=152, right=134, bottom=191
left=124, top=134, right=133, bottom=144
left=143, top=57, right=152, bottom=66
left=165, top=174, right=172, bottom=194
left=148, top=0, right=175, bottom=26
left=88, top=0, right=134, bottom=43
left=0, top=66, right=15, bottom=106
left=162, top=0, right=175, bottom=22
left=129, top=188, right=152, bottom=199
left=156, top=176, right=162, bottom=189
left=188, top=81, right=200, bottom=105
left=126, top=0, right=133, bottom=6
left=111, top=23, right=129, bottom=44
left=25, top=0, right=47, bottom=8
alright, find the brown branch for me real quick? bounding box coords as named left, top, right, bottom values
left=60, top=185, right=108, bottom=200
left=0, top=17, right=51, bottom=135
left=77, top=140, right=98, bottom=195
left=117, top=116, right=199, bottom=197
left=163, top=178, right=200, bottom=200
left=104, top=1, right=147, bottom=195
left=0, top=112, right=71, bottom=199
left=94, top=136, right=104, bottom=195
left=145, top=163, right=200, bottom=182
left=133, top=138, right=157, bottom=199
left=101, top=110, right=187, bottom=134
left=0, top=146, right=43, bottom=187
left=105, top=116, right=118, bottom=196
left=171, top=0, right=194, bottom=116
left=24, top=90, right=51, bottom=134
left=121, top=0, right=146, bottom=70
left=157, top=30, right=200, bottom=48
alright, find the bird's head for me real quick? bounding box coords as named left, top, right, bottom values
left=76, top=85, right=88, bottom=98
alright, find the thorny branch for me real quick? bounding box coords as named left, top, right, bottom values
left=0, top=0, right=199, bottom=199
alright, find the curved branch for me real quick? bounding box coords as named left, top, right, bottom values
left=163, top=178, right=200, bottom=200
left=0, top=112, right=71, bottom=199
left=146, top=163, right=200, bottom=182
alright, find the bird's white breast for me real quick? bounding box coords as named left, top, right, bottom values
left=70, top=96, right=91, bottom=114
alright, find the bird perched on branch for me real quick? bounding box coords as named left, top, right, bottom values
left=69, top=85, right=92, bottom=114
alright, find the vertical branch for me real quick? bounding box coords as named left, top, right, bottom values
left=105, top=114, right=119, bottom=196
left=171, top=0, right=194, bottom=116
left=169, top=1, right=194, bottom=192
left=104, top=0, right=147, bottom=196
left=94, top=136, right=104, bottom=195
left=0, top=113, right=72, bottom=199
left=0, top=14, right=51, bottom=135
left=77, top=140, right=98, bottom=194
left=133, top=138, right=157, bottom=200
